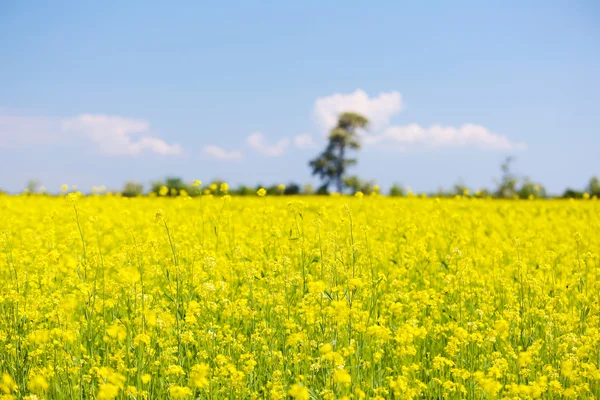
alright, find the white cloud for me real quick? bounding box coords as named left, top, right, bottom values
left=314, top=89, right=403, bottom=132
left=61, top=114, right=182, bottom=156
left=363, top=123, right=526, bottom=151
left=294, top=133, right=316, bottom=149
left=1, top=113, right=182, bottom=156
left=312, top=89, right=526, bottom=152
left=247, top=131, right=290, bottom=157
left=202, top=145, right=243, bottom=161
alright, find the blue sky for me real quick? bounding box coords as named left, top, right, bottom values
left=1, top=1, right=598, bottom=194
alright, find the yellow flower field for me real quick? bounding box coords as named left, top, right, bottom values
left=0, top=194, right=599, bottom=399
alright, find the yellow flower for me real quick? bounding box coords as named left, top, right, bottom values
left=192, top=180, right=202, bottom=187
left=319, top=343, right=333, bottom=355
left=169, top=386, right=193, bottom=398
left=159, top=186, right=169, bottom=196
left=189, top=363, right=209, bottom=388
left=106, top=323, right=127, bottom=341
left=518, top=351, right=533, bottom=367
left=473, top=372, right=502, bottom=396
left=165, top=365, right=185, bottom=376
left=0, top=373, right=17, bottom=394
left=3, top=183, right=600, bottom=397
left=28, top=375, right=49, bottom=393
left=256, top=188, right=267, bottom=197
left=121, top=266, right=141, bottom=284
left=154, top=208, right=166, bottom=222
left=98, top=383, right=120, bottom=400
left=348, top=278, right=364, bottom=290
left=561, top=360, right=575, bottom=378
left=220, top=183, right=229, bottom=192
left=65, top=192, right=80, bottom=204
left=333, top=368, right=351, bottom=385
left=288, top=383, right=310, bottom=400
left=549, top=380, right=563, bottom=394
left=133, top=333, right=151, bottom=347
left=494, top=319, right=509, bottom=339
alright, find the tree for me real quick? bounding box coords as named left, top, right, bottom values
left=233, top=185, right=255, bottom=196
left=122, top=181, right=144, bottom=197
left=342, top=175, right=377, bottom=194
left=495, top=157, right=518, bottom=198
left=517, top=178, right=547, bottom=199
left=562, top=189, right=584, bottom=199
left=309, top=112, right=368, bottom=193
left=389, top=183, right=406, bottom=197
left=587, top=176, right=600, bottom=196
left=283, top=182, right=301, bottom=195
left=26, top=180, right=40, bottom=194
left=150, top=177, right=191, bottom=196
left=302, top=184, right=315, bottom=195
left=342, top=175, right=362, bottom=194
left=453, top=179, right=469, bottom=196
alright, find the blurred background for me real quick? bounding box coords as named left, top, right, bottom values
left=0, top=1, right=598, bottom=196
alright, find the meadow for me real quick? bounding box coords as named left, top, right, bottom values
left=0, top=193, right=599, bottom=399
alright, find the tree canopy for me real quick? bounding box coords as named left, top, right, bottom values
left=309, top=112, right=368, bottom=193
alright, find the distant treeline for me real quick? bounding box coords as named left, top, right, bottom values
left=6, top=160, right=599, bottom=199
left=5, top=174, right=599, bottom=199
left=113, top=174, right=598, bottom=199
left=111, top=157, right=600, bottom=199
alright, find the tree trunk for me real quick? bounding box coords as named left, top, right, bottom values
left=337, top=144, right=345, bottom=193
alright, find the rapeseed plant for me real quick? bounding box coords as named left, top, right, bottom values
left=0, top=193, right=598, bottom=399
